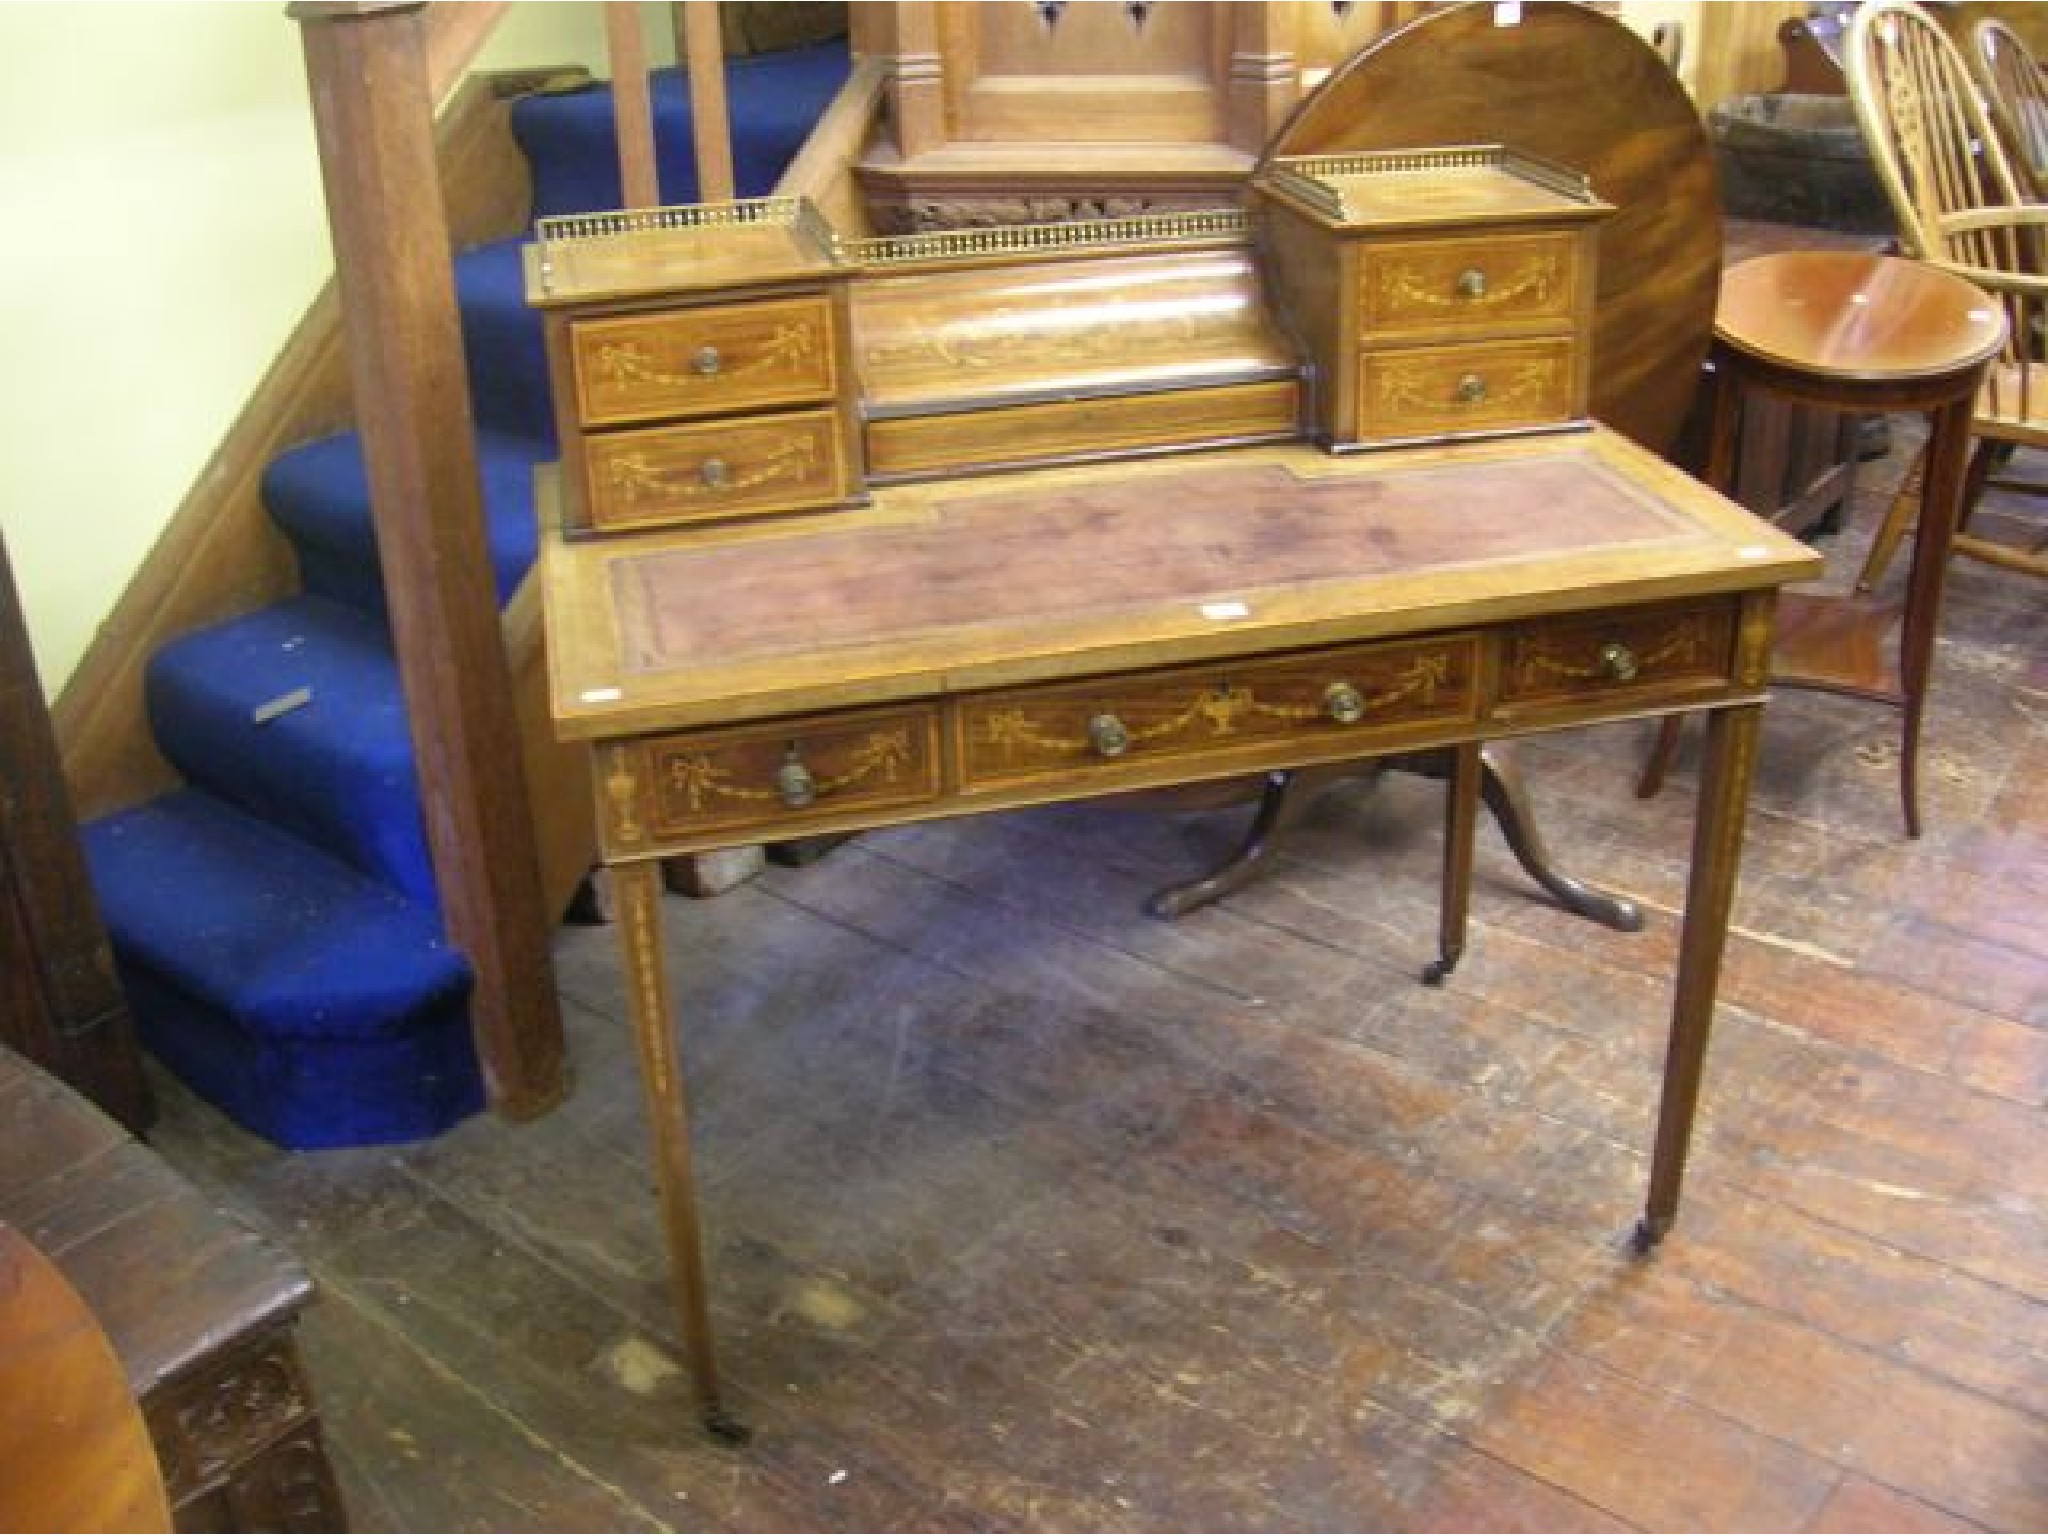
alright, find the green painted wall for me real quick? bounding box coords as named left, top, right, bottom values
left=0, top=2, right=619, bottom=697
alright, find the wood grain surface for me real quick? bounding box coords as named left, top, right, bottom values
left=0, top=1223, right=167, bottom=1533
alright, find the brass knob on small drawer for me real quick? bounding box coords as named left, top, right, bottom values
left=1456, top=267, right=1488, bottom=299
left=1088, top=713, right=1132, bottom=759
left=693, top=345, right=722, bottom=376
left=1456, top=373, right=1488, bottom=404
left=774, top=753, right=816, bottom=809
left=1598, top=640, right=1640, bottom=682
left=1324, top=681, right=1367, bottom=725
left=699, top=457, right=730, bottom=490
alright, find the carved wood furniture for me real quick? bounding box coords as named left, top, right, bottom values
left=543, top=422, right=1817, bottom=1434
left=1970, top=16, right=2048, bottom=197
left=530, top=201, right=865, bottom=536
left=530, top=177, right=1822, bottom=1431
left=1637, top=252, right=2005, bottom=838
left=0, top=1046, right=346, bottom=1531
left=1253, top=147, right=1608, bottom=450
left=849, top=1, right=1438, bottom=233
left=1846, top=0, right=2048, bottom=592
left=527, top=7, right=1830, bottom=1429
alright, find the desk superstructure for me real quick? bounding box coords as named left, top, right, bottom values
left=527, top=164, right=1821, bottom=1436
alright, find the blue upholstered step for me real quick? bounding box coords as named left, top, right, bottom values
left=511, top=41, right=851, bottom=216
left=457, top=238, right=559, bottom=444
left=262, top=427, right=547, bottom=620
left=89, top=42, right=851, bottom=1151
left=83, top=790, right=481, bottom=1149
left=145, top=595, right=436, bottom=908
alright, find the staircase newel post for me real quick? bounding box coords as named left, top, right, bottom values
left=290, top=0, right=567, bottom=1118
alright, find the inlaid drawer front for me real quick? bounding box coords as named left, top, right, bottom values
left=1356, top=337, right=1576, bottom=442
left=582, top=408, right=847, bottom=531
left=866, top=380, right=1301, bottom=480
left=959, top=637, right=1480, bottom=791
left=600, top=707, right=942, bottom=852
left=570, top=295, right=838, bottom=427
left=1498, top=601, right=1738, bottom=708
left=1358, top=232, right=1581, bottom=338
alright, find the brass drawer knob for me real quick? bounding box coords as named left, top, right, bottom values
left=1598, top=640, right=1640, bottom=682
left=699, top=457, right=730, bottom=490
left=1324, top=681, right=1367, bottom=725
left=1456, top=373, right=1488, bottom=405
left=694, top=344, right=722, bottom=376
left=1088, top=713, right=1132, bottom=759
left=774, top=753, right=816, bottom=809
left=1456, top=267, right=1488, bottom=300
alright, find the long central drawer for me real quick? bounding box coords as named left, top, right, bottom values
left=957, top=634, right=1482, bottom=793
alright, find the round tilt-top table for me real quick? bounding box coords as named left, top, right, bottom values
left=1642, top=250, right=2006, bottom=836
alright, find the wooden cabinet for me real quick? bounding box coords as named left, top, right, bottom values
left=1252, top=147, right=1610, bottom=449
left=527, top=200, right=865, bottom=537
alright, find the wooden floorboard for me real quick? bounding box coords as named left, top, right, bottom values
left=142, top=430, right=2047, bottom=1532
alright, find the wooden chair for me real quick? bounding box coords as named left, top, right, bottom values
left=1970, top=16, right=2048, bottom=198
left=1845, top=0, right=2048, bottom=592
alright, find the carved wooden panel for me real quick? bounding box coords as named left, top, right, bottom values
left=141, top=1325, right=345, bottom=1530
left=940, top=2, right=1226, bottom=145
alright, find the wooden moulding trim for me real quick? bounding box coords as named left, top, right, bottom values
left=774, top=55, right=890, bottom=218
left=54, top=69, right=542, bottom=820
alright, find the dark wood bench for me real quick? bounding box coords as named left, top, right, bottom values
left=0, top=1045, right=346, bottom=1530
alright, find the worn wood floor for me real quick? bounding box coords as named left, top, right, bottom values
left=146, top=432, right=2048, bottom=1533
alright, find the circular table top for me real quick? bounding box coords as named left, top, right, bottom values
left=1716, top=251, right=2007, bottom=386
left=0, top=1222, right=169, bottom=1532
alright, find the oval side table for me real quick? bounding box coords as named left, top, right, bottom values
left=1640, top=250, right=2006, bottom=837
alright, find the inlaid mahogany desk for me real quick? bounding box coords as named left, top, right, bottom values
left=541, top=426, right=1822, bottom=1435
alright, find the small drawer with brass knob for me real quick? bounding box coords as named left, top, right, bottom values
left=567, top=293, right=838, bottom=427
left=959, top=635, right=1480, bottom=793
left=599, top=705, right=942, bottom=856
left=580, top=407, right=849, bottom=533
left=1358, top=231, right=1584, bottom=338
left=1497, top=600, right=1738, bottom=712
left=1356, top=336, right=1577, bottom=443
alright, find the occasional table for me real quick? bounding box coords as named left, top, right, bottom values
left=1639, top=250, right=2005, bottom=836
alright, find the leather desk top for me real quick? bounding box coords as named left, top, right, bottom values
left=543, top=427, right=1820, bottom=739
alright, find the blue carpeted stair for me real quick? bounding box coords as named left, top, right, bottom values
left=82, top=41, right=851, bottom=1150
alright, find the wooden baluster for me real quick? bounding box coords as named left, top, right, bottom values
left=292, top=0, right=566, bottom=1118
left=676, top=2, right=736, bottom=203
left=604, top=2, right=661, bottom=208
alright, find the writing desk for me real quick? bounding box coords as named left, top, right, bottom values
left=542, top=423, right=1820, bottom=1435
